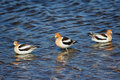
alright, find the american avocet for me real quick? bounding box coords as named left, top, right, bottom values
left=13, top=41, right=37, bottom=54
left=55, top=33, right=77, bottom=51
left=89, top=29, right=112, bottom=43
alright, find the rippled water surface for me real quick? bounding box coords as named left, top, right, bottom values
left=0, top=0, right=120, bottom=80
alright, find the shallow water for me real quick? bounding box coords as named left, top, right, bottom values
left=0, top=0, right=120, bottom=80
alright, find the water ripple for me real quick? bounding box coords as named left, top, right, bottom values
left=0, top=0, right=120, bottom=80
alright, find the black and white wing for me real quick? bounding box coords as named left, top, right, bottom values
left=62, top=37, right=75, bottom=45
left=94, top=33, right=107, bottom=40
left=18, top=44, right=36, bottom=51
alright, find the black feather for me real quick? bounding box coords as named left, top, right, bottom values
left=18, top=44, right=27, bottom=48
left=100, top=33, right=107, bottom=38
left=88, top=32, right=94, bottom=36
left=19, top=46, right=36, bottom=51
left=95, top=36, right=106, bottom=40
left=62, top=37, right=69, bottom=41
left=62, top=37, right=75, bottom=45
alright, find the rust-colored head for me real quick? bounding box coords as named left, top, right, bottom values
left=107, top=29, right=112, bottom=35
left=55, top=33, right=62, bottom=38
left=13, top=41, right=19, bottom=46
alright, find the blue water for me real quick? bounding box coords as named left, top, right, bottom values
left=0, top=0, right=120, bottom=80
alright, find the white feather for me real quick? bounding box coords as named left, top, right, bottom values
left=15, top=44, right=36, bottom=55
left=19, top=44, right=31, bottom=49
left=92, top=38, right=109, bottom=42
left=95, top=34, right=107, bottom=39
left=62, top=39, right=71, bottom=43
left=60, top=40, right=72, bottom=48
left=57, top=37, right=73, bottom=48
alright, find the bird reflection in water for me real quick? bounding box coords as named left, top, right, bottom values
left=57, top=48, right=75, bottom=63
left=12, top=54, right=36, bottom=65
left=56, top=48, right=75, bottom=72
left=92, top=42, right=114, bottom=51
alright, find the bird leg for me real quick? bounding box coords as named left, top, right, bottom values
left=65, top=48, right=68, bottom=52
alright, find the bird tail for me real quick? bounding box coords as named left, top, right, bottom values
left=32, top=46, right=37, bottom=50
left=88, top=32, right=94, bottom=37
left=73, top=41, right=77, bottom=44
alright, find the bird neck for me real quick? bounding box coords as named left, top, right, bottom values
left=106, top=33, right=112, bottom=41
left=106, top=32, right=111, bottom=36
left=57, top=36, right=62, bottom=39
left=15, top=44, right=19, bottom=47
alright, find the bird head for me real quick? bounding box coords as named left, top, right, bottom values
left=55, top=33, right=62, bottom=38
left=107, top=29, right=112, bottom=34
left=13, top=41, right=19, bottom=46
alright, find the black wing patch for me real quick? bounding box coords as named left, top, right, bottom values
left=95, top=36, right=107, bottom=40
left=100, top=33, right=107, bottom=38
left=19, top=47, right=32, bottom=51
left=18, top=44, right=27, bottom=48
left=62, top=37, right=73, bottom=45
left=19, top=46, right=35, bottom=51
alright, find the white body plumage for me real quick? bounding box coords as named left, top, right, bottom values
left=55, top=33, right=76, bottom=50
left=56, top=37, right=75, bottom=48
left=89, top=29, right=112, bottom=43
left=91, top=33, right=110, bottom=42
left=14, top=41, right=36, bottom=55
